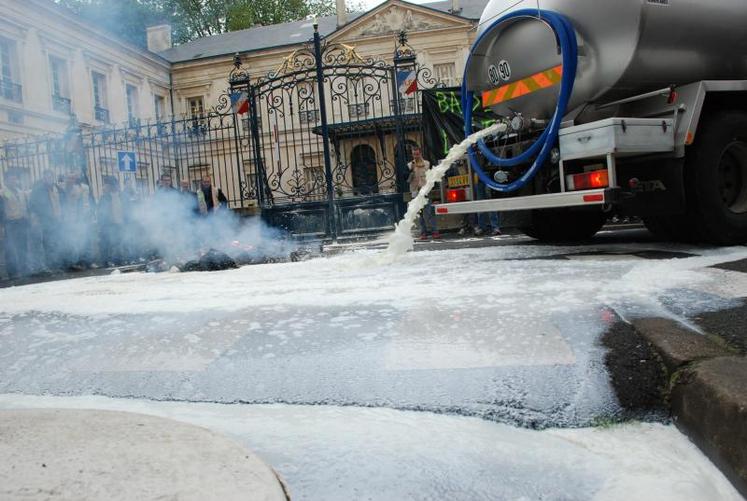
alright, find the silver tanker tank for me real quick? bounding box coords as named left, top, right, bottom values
left=466, top=0, right=747, bottom=121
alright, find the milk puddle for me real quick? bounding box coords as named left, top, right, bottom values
left=0, top=394, right=741, bottom=501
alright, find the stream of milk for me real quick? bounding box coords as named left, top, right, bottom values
left=382, top=122, right=507, bottom=261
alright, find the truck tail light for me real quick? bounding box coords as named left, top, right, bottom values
left=446, top=188, right=467, bottom=203
left=565, top=169, right=609, bottom=191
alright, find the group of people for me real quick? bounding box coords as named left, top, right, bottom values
left=0, top=168, right=95, bottom=279
left=407, top=147, right=502, bottom=241
left=0, top=167, right=228, bottom=280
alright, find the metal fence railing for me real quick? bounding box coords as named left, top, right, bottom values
left=0, top=112, right=257, bottom=210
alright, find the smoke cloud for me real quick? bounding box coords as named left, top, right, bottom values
left=1, top=170, right=300, bottom=279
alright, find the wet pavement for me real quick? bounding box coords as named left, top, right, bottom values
left=1, top=229, right=746, bottom=427
left=2, top=228, right=747, bottom=499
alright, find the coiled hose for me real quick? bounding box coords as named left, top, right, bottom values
left=461, top=9, right=578, bottom=192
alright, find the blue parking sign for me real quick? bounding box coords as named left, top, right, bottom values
left=118, top=151, right=137, bottom=173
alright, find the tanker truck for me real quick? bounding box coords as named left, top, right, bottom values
left=434, top=0, right=747, bottom=244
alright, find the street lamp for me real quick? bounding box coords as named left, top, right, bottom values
left=392, top=30, right=418, bottom=194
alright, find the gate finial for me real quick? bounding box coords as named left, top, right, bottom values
left=394, top=30, right=416, bottom=64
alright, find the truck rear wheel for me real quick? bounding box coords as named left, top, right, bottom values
left=522, top=209, right=607, bottom=243
left=686, top=110, right=747, bottom=245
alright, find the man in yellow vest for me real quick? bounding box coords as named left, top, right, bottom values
left=407, top=147, right=441, bottom=240
left=0, top=169, right=30, bottom=278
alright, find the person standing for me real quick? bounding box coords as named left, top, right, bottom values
left=61, top=171, right=84, bottom=269
left=29, top=169, right=64, bottom=272
left=98, top=176, right=125, bottom=266
left=0, top=169, right=30, bottom=278
left=473, top=178, right=502, bottom=237
left=196, top=175, right=228, bottom=215
left=408, top=147, right=441, bottom=240
left=158, top=173, right=176, bottom=192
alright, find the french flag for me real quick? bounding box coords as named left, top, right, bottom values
left=397, top=70, right=418, bottom=96
left=230, top=91, right=250, bottom=115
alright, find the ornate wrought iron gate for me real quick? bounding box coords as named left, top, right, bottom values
left=227, top=28, right=440, bottom=239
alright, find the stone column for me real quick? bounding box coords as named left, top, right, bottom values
left=108, top=65, right=126, bottom=124
left=21, top=28, right=49, bottom=115
left=71, top=49, right=93, bottom=124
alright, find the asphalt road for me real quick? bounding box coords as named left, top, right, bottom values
left=1, top=227, right=746, bottom=427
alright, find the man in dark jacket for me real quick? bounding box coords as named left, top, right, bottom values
left=196, top=175, right=228, bottom=215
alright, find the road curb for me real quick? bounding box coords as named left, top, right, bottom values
left=630, top=318, right=747, bottom=498
left=0, top=408, right=290, bottom=501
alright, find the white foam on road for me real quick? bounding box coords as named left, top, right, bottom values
left=0, top=394, right=741, bottom=501
left=1, top=245, right=745, bottom=318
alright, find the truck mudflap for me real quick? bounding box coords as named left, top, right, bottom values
left=435, top=188, right=620, bottom=215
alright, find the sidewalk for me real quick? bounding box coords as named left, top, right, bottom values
left=0, top=408, right=289, bottom=501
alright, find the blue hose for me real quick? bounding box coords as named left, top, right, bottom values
left=461, top=9, right=578, bottom=192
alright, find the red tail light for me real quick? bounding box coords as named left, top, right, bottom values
left=667, top=88, right=678, bottom=105
left=446, top=188, right=467, bottom=203
left=565, top=169, right=609, bottom=191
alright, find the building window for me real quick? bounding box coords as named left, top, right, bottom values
left=126, top=84, right=139, bottom=122
left=0, top=37, right=22, bottom=103
left=348, top=103, right=370, bottom=119
left=8, top=110, right=23, bottom=124
left=154, top=94, right=166, bottom=122
left=434, top=62, right=457, bottom=86
left=92, top=71, right=109, bottom=122
left=188, top=97, right=204, bottom=118
left=188, top=96, right=205, bottom=134
left=299, top=109, right=319, bottom=124
left=49, top=56, right=71, bottom=114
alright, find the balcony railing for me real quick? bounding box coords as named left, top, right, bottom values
left=0, top=80, right=22, bottom=103
left=94, top=106, right=110, bottom=123
left=390, top=97, right=418, bottom=114
left=52, top=94, right=72, bottom=114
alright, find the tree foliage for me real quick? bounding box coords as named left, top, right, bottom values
left=56, top=0, right=358, bottom=47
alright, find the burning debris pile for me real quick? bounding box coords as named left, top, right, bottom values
left=145, top=241, right=320, bottom=273
left=110, top=187, right=320, bottom=274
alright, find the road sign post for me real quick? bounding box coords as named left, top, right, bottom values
left=117, top=151, right=137, bottom=173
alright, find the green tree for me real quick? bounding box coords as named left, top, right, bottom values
left=57, top=0, right=360, bottom=47
left=56, top=0, right=168, bottom=47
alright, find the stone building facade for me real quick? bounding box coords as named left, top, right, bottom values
left=0, top=0, right=171, bottom=139
left=0, top=0, right=489, bottom=207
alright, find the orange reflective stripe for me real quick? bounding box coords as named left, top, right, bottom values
left=532, top=71, right=553, bottom=88
left=512, top=80, right=531, bottom=99
left=482, top=64, right=563, bottom=107
left=502, top=82, right=518, bottom=101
